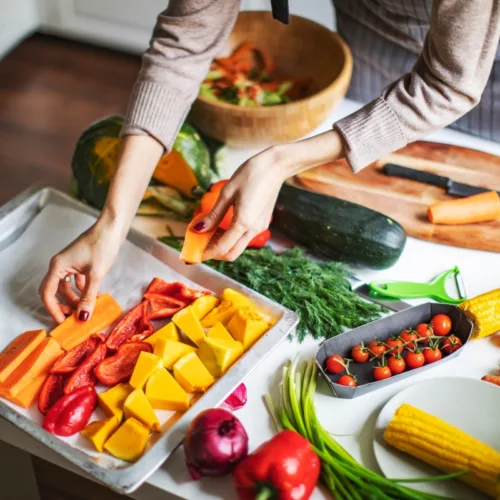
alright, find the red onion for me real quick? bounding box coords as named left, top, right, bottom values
left=221, top=383, right=247, bottom=412
left=184, top=408, right=249, bottom=479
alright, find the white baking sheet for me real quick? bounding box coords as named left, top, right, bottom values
left=0, top=203, right=209, bottom=468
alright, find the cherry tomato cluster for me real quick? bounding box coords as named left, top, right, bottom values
left=325, top=314, right=462, bottom=387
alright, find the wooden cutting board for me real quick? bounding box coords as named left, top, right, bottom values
left=296, top=141, right=500, bottom=252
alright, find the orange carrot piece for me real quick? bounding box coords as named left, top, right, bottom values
left=0, top=329, right=46, bottom=383
left=7, top=372, right=47, bottom=409
left=180, top=214, right=217, bottom=264
left=427, top=191, right=500, bottom=225
left=482, top=374, right=500, bottom=386
left=0, top=338, right=63, bottom=403
left=50, top=293, right=123, bottom=351
left=230, top=41, right=255, bottom=62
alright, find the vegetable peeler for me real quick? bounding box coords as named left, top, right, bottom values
left=368, top=266, right=467, bottom=304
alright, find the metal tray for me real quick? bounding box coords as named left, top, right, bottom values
left=0, top=185, right=299, bottom=494
left=316, top=303, right=473, bottom=399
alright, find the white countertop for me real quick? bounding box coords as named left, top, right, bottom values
left=1, top=99, right=500, bottom=500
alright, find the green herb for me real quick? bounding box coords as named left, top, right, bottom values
left=265, top=358, right=467, bottom=499
left=157, top=237, right=384, bottom=342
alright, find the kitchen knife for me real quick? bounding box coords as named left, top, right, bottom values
left=382, top=163, right=500, bottom=198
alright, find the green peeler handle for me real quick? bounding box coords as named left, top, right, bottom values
left=369, top=281, right=434, bottom=299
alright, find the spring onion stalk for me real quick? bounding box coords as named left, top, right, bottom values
left=265, top=357, right=468, bottom=500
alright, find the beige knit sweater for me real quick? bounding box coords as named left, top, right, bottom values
left=122, top=0, right=500, bottom=172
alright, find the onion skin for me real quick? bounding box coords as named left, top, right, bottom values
left=184, top=408, right=249, bottom=479
left=221, top=383, right=247, bottom=412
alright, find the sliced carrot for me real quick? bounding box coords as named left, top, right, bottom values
left=180, top=214, right=217, bottom=264
left=8, top=372, right=48, bottom=409
left=427, top=191, right=500, bottom=225
left=0, top=329, right=46, bottom=383
left=0, top=338, right=63, bottom=404
left=50, top=293, right=123, bottom=351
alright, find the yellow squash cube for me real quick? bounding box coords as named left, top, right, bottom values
left=145, top=368, right=190, bottom=411
left=98, top=383, right=133, bottom=422
left=154, top=338, right=196, bottom=370
left=172, top=306, right=206, bottom=346
left=198, top=337, right=243, bottom=377
left=81, top=416, right=120, bottom=452
left=227, top=307, right=269, bottom=350
left=173, top=352, right=215, bottom=393
left=144, top=322, right=180, bottom=347
left=191, top=295, right=220, bottom=319
left=207, top=322, right=235, bottom=342
left=201, top=300, right=237, bottom=328
left=222, top=288, right=253, bottom=307
left=123, top=389, right=160, bottom=432
left=104, top=417, right=149, bottom=462
left=129, top=352, right=163, bottom=390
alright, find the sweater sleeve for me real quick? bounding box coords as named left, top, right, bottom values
left=121, top=0, right=240, bottom=151
left=334, top=0, right=500, bottom=173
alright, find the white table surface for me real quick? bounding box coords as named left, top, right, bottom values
left=1, top=98, right=500, bottom=500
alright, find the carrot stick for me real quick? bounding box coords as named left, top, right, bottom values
left=427, top=191, right=500, bottom=225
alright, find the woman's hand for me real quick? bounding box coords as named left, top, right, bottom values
left=198, top=130, right=345, bottom=261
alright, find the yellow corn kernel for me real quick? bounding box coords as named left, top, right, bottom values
left=459, top=289, right=500, bottom=339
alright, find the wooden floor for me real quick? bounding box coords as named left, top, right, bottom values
left=0, top=33, right=141, bottom=499
left=0, top=33, right=140, bottom=205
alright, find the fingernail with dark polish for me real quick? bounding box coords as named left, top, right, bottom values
left=79, top=310, right=89, bottom=322
left=194, top=221, right=206, bottom=232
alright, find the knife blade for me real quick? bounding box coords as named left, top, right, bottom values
left=382, top=163, right=500, bottom=198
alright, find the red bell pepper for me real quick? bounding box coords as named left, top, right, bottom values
left=94, top=342, right=152, bottom=386
left=63, top=342, right=107, bottom=395
left=233, top=430, right=320, bottom=500
left=145, top=279, right=207, bottom=303
left=38, top=373, right=64, bottom=415
left=43, top=386, right=97, bottom=437
left=106, top=301, right=149, bottom=350
left=248, top=229, right=271, bottom=249
left=50, top=335, right=101, bottom=374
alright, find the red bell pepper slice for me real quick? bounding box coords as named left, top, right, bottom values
left=233, top=430, right=320, bottom=500
left=38, top=373, right=64, bottom=415
left=63, top=342, right=107, bottom=395
left=49, top=336, right=100, bottom=374
left=106, top=301, right=148, bottom=350
left=248, top=229, right=271, bottom=249
left=94, top=342, right=152, bottom=386
left=43, top=386, right=97, bottom=437
left=145, top=279, right=206, bottom=303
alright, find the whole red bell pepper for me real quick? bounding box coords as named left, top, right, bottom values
left=232, top=430, right=320, bottom=500
left=42, top=386, right=97, bottom=437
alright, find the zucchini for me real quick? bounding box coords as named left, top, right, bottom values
left=272, top=184, right=407, bottom=269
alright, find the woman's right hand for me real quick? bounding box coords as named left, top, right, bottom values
left=39, top=216, right=123, bottom=324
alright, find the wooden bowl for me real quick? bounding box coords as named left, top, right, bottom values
left=189, top=11, right=352, bottom=148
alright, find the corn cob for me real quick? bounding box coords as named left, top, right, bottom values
left=384, top=404, right=500, bottom=498
left=459, top=288, right=500, bottom=339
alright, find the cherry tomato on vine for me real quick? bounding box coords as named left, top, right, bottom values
left=337, top=375, right=357, bottom=387
left=387, top=356, right=406, bottom=374
left=406, top=350, right=425, bottom=369
left=401, top=330, right=418, bottom=349
left=442, top=335, right=462, bottom=354
left=351, top=344, right=369, bottom=363
left=415, top=323, right=433, bottom=344
left=423, top=347, right=442, bottom=364
left=326, top=354, right=345, bottom=374
left=373, top=366, right=392, bottom=381
left=431, top=314, right=452, bottom=336
left=386, top=337, right=404, bottom=355
left=368, top=340, right=386, bottom=359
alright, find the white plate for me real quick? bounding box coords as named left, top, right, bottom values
left=373, top=376, right=500, bottom=500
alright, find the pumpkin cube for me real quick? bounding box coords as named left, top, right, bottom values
left=145, top=368, right=190, bottom=411
left=104, top=417, right=149, bottom=462
left=173, top=307, right=206, bottom=346
left=153, top=338, right=196, bottom=370
left=191, top=295, right=220, bottom=320
left=227, top=307, right=269, bottom=350
left=173, top=352, right=215, bottom=393
left=129, top=352, right=163, bottom=390
left=207, top=322, right=235, bottom=343
left=97, top=383, right=133, bottom=422
left=197, top=337, right=243, bottom=377
left=144, top=322, right=180, bottom=347
left=123, top=389, right=160, bottom=432
left=201, top=300, right=237, bottom=328
left=222, top=288, right=253, bottom=308
left=81, top=416, right=120, bottom=452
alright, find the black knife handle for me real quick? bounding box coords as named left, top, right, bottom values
left=382, top=163, right=450, bottom=189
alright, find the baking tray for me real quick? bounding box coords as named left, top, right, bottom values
left=316, top=303, right=473, bottom=399
left=0, top=185, right=299, bottom=494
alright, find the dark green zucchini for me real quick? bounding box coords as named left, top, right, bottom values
left=272, top=184, right=407, bottom=269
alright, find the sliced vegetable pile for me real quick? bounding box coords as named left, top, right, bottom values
left=200, top=41, right=313, bottom=107
left=325, top=313, right=463, bottom=387
left=0, top=280, right=271, bottom=463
